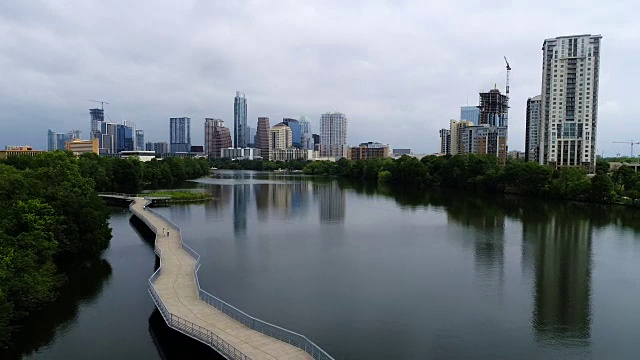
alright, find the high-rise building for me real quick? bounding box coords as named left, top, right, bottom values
left=245, top=126, right=256, bottom=148
left=145, top=141, right=153, bottom=151
left=90, top=108, right=104, bottom=140
left=100, top=122, right=118, bottom=154
left=47, top=129, right=57, bottom=151
left=539, top=34, right=602, bottom=172
left=204, top=118, right=232, bottom=158
left=348, top=142, right=390, bottom=160
left=116, top=123, right=135, bottom=153
left=135, top=130, right=145, bottom=151
left=299, top=116, right=312, bottom=150
left=460, top=106, right=480, bottom=125
left=282, top=118, right=301, bottom=148
left=525, top=95, right=542, bottom=162
left=319, top=112, right=348, bottom=159
left=479, top=88, right=509, bottom=127
left=153, top=142, right=170, bottom=154
left=312, top=134, right=320, bottom=151
left=170, top=117, right=191, bottom=153
left=234, top=91, right=247, bottom=148
left=450, top=120, right=474, bottom=155
left=461, top=125, right=508, bottom=163
left=255, top=117, right=271, bottom=160
left=269, top=123, right=293, bottom=159
left=439, top=129, right=451, bottom=155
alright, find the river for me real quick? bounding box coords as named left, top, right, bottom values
left=4, top=170, right=640, bottom=359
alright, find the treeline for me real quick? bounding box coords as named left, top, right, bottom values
left=303, top=155, right=634, bottom=205
left=0, top=152, right=112, bottom=346
left=210, top=158, right=307, bottom=171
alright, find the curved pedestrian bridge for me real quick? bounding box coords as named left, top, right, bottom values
left=129, top=198, right=333, bottom=360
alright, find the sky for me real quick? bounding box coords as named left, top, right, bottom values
left=0, top=0, right=638, bottom=156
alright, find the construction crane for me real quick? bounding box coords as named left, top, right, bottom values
left=613, top=141, right=640, bottom=157
left=504, top=56, right=511, bottom=97
left=89, top=100, right=109, bottom=110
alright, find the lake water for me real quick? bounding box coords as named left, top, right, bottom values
left=4, top=170, right=640, bottom=359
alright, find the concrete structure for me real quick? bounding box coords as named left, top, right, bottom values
left=271, top=149, right=317, bottom=162
left=539, top=34, right=602, bottom=172
left=609, top=162, right=640, bottom=172
left=393, top=148, right=411, bottom=156
left=255, top=117, right=271, bottom=161
left=525, top=95, right=542, bottom=162
left=479, top=88, right=509, bottom=127
left=221, top=147, right=262, bottom=160
left=282, top=118, right=302, bottom=148
left=269, top=123, right=292, bottom=160
left=170, top=117, right=191, bottom=153
left=145, top=142, right=169, bottom=154
left=450, top=120, right=474, bottom=155
left=461, top=125, right=508, bottom=164
left=128, top=198, right=330, bottom=360
left=508, top=150, right=526, bottom=160
left=66, top=138, right=99, bottom=156
left=234, top=91, right=248, bottom=148
left=120, top=150, right=157, bottom=162
left=460, top=106, right=480, bottom=125
left=100, top=122, right=118, bottom=154
left=348, top=142, right=390, bottom=160
left=204, top=118, right=232, bottom=158
left=439, top=129, right=451, bottom=155
left=90, top=108, right=105, bottom=140
left=319, top=112, right=348, bottom=159
left=0, top=146, right=44, bottom=159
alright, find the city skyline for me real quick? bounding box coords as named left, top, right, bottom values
left=0, top=1, right=634, bottom=157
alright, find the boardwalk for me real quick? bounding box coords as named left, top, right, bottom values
left=129, top=198, right=330, bottom=360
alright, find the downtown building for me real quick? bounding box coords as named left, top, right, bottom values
left=539, top=34, right=602, bottom=172
left=204, top=118, right=232, bottom=158
left=282, top=118, right=301, bottom=148
left=450, top=120, right=474, bottom=155
left=269, top=123, right=292, bottom=160
left=255, top=117, right=271, bottom=160
left=348, top=142, right=390, bottom=160
left=460, top=106, right=480, bottom=125
left=234, top=91, right=248, bottom=148
left=319, top=112, right=348, bottom=159
left=90, top=108, right=105, bottom=140
left=170, top=117, right=191, bottom=153
left=145, top=142, right=170, bottom=154
left=439, top=129, right=451, bottom=155
left=525, top=95, right=542, bottom=162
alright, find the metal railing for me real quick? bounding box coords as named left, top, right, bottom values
left=131, top=200, right=251, bottom=360
left=130, top=199, right=335, bottom=360
left=97, top=192, right=139, bottom=199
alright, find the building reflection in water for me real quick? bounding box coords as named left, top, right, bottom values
left=314, top=181, right=346, bottom=224
left=204, top=184, right=232, bottom=219
left=446, top=197, right=505, bottom=292
left=523, top=205, right=592, bottom=346
left=233, top=184, right=250, bottom=236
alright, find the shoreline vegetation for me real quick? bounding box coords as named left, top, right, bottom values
left=212, top=154, right=640, bottom=207
left=0, top=151, right=209, bottom=347
left=141, top=191, right=213, bottom=202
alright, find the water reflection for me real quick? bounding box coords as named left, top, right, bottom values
left=233, top=184, right=250, bottom=236
left=523, top=205, right=592, bottom=347
left=0, top=259, right=112, bottom=360
left=315, top=181, right=345, bottom=224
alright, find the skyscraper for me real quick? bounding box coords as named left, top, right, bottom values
left=135, top=129, right=145, bottom=151
left=539, top=34, right=602, bottom=172
left=255, top=117, right=271, bottom=160
left=460, top=106, right=480, bottom=125
left=204, top=118, right=232, bottom=158
left=439, top=129, right=451, bottom=155
left=479, top=88, right=509, bottom=127
left=170, top=117, right=191, bottom=153
left=299, top=116, right=312, bottom=150
left=234, top=91, right=247, bottom=148
left=47, top=129, right=57, bottom=151
left=319, top=112, right=348, bottom=159
left=116, top=123, right=135, bottom=152
left=90, top=108, right=104, bottom=140
left=525, top=95, right=542, bottom=162
left=269, top=123, right=292, bottom=160
left=282, top=118, right=301, bottom=148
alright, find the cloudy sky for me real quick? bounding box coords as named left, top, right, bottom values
left=0, top=0, right=637, bottom=155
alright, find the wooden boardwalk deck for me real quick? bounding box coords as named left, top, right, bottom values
left=129, top=198, right=315, bottom=360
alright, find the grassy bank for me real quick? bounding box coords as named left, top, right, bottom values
left=142, top=191, right=212, bottom=202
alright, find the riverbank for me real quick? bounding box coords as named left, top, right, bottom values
left=142, top=191, right=213, bottom=202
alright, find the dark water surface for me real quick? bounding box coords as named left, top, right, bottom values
left=5, top=170, right=640, bottom=359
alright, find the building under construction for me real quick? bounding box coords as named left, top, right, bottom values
left=479, top=88, right=509, bottom=127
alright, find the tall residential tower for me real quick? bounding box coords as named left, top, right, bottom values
left=525, top=95, right=542, bottom=162
left=234, top=92, right=247, bottom=148
left=170, top=117, right=191, bottom=153
left=539, top=34, right=602, bottom=172
left=319, top=112, right=348, bottom=159
left=205, top=118, right=232, bottom=158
